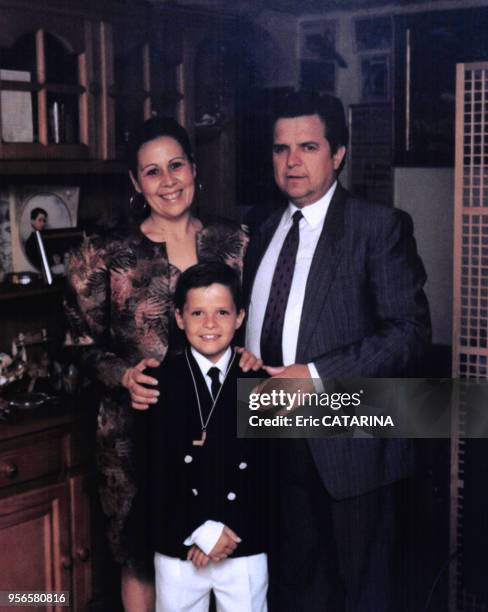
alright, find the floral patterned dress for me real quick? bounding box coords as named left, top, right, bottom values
left=64, top=220, right=248, bottom=569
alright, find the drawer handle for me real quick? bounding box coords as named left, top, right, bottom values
left=77, top=547, right=90, bottom=562
left=0, top=461, right=18, bottom=479
left=61, top=556, right=73, bottom=570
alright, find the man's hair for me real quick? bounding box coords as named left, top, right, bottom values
left=30, top=207, right=47, bottom=220
left=272, top=91, right=349, bottom=154
left=174, top=262, right=242, bottom=312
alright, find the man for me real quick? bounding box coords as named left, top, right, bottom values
left=24, top=207, right=48, bottom=269
left=244, top=91, right=431, bottom=611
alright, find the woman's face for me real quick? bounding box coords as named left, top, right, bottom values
left=130, top=136, right=196, bottom=220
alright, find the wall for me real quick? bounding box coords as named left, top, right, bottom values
left=296, top=0, right=488, bottom=100
left=255, top=10, right=299, bottom=88
left=270, top=0, right=485, bottom=347
left=393, top=167, right=454, bottom=346
left=255, top=0, right=488, bottom=190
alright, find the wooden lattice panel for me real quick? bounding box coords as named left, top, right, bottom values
left=454, top=64, right=488, bottom=377
left=459, top=211, right=488, bottom=349
left=451, top=62, right=488, bottom=612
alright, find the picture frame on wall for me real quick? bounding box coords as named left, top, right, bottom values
left=8, top=186, right=80, bottom=273
left=300, top=20, right=337, bottom=61
left=354, top=16, right=392, bottom=52
left=0, top=190, right=12, bottom=280
left=299, top=20, right=344, bottom=95
left=361, top=55, right=390, bottom=102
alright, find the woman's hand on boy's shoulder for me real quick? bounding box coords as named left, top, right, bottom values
left=121, top=357, right=160, bottom=410
left=235, top=347, right=262, bottom=372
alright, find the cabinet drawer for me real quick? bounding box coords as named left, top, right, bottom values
left=0, top=436, right=61, bottom=489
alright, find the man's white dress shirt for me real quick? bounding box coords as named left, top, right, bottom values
left=246, top=182, right=337, bottom=377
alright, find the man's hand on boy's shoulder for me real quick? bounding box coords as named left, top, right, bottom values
left=235, top=346, right=263, bottom=373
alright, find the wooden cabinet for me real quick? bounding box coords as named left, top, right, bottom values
left=0, top=0, right=238, bottom=217
left=0, top=0, right=185, bottom=164
left=0, top=483, right=72, bottom=610
left=106, top=8, right=185, bottom=161
left=0, top=410, right=93, bottom=611
left=171, top=8, right=239, bottom=219
left=0, top=1, right=232, bottom=163
left=0, top=2, right=96, bottom=160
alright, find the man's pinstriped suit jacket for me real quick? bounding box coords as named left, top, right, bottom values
left=243, top=182, right=432, bottom=499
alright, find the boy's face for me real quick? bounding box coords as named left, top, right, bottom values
left=32, top=213, right=47, bottom=231
left=175, top=283, right=245, bottom=363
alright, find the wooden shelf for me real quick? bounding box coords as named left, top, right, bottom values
left=0, top=159, right=127, bottom=175
left=0, top=404, right=74, bottom=442
left=0, top=282, right=62, bottom=302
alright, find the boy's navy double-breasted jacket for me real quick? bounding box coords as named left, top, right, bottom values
left=146, top=350, right=275, bottom=560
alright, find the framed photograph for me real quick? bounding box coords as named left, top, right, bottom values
left=35, top=227, right=85, bottom=283
left=361, top=55, right=390, bottom=102
left=9, top=186, right=80, bottom=272
left=354, top=16, right=392, bottom=52
left=300, top=20, right=337, bottom=61
left=0, top=190, right=12, bottom=280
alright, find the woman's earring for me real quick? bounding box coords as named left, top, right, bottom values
left=197, top=180, right=204, bottom=192
left=129, top=192, right=147, bottom=210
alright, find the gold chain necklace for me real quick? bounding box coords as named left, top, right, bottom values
left=185, top=348, right=236, bottom=446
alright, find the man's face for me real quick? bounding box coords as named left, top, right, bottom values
left=272, top=114, right=346, bottom=207
left=175, top=283, right=245, bottom=363
left=32, top=213, right=47, bottom=231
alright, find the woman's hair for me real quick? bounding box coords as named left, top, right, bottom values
left=127, top=116, right=194, bottom=175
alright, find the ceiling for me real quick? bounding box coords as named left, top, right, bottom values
left=149, top=0, right=440, bottom=17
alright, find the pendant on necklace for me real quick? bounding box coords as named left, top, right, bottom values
left=192, top=430, right=207, bottom=447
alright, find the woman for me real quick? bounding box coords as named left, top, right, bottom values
left=65, top=117, right=256, bottom=611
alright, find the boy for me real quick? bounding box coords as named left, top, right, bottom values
left=148, top=262, right=273, bottom=612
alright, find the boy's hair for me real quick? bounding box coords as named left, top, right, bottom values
left=174, top=262, right=242, bottom=312
left=31, top=207, right=47, bottom=220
